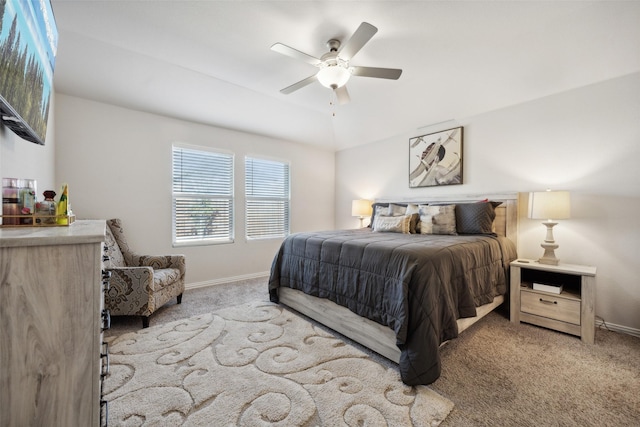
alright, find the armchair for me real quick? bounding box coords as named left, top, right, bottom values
left=104, top=218, right=185, bottom=328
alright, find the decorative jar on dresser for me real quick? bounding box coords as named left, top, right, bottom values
left=510, top=259, right=597, bottom=344
left=0, top=221, right=109, bottom=426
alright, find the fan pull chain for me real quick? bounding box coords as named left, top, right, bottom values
left=329, top=90, right=337, bottom=117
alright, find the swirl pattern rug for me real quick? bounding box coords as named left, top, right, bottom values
left=104, top=301, right=453, bottom=426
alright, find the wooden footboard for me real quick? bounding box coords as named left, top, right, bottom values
left=279, top=287, right=504, bottom=363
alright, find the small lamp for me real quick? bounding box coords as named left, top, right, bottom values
left=528, top=190, right=571, bottom=265
left=352, top=199, right=373, bottom=228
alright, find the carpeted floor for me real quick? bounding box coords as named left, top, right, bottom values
left=106, top=277, right=640, bottom=426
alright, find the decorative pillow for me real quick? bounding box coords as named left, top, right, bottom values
left=407, top=213, right=420, bottom=234
left=388, top=203, right=407, bottom=216
left=405, top=203, right=419, bottom=215
left=405, top=203, right=420, bottom=233
left=455, top=201, right=502, bottom=235
left=388, top=204, right=421, bottom=233
left=368, top=203, right=389, bottom=228
left=419, top=204, right=457, bottom=235
left=372, top=214, right=412, bottom=233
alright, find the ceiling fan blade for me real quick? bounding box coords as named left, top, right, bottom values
left=339, top=22, right=378, bottom=60
left=280, top=74, right=318, bottom=94
left=351, top=66, right=403, bottom=80
left=271, top=43, right=321, bottom=66
left=334, top=85, right=351, bottom=105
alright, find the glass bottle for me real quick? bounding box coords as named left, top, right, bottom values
left=2, top=178, right=20, bottom=225
left=19, top=179, right=37, bottom=224
left=56, top=184, right=69, bottom=225
left=36, top=190, right=57, bottom=225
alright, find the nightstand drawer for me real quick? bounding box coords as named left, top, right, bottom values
left=520, top=290, right=580, bottom=325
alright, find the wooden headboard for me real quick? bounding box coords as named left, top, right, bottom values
left=375, top=193, right=519, bottom=248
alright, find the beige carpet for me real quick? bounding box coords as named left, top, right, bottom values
left=104, top=300, right=453, bottom=426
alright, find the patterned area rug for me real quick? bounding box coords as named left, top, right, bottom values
left=104, top=301, right=453, bottom=426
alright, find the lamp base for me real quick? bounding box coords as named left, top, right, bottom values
left=538, top=221, right=560, bottom=265
left=538, top=243, right=560, bottom=265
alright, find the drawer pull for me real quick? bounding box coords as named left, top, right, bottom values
left=101, top=341, right=110, bottom=377
left=102, top=309, right=111, bottom=331
left=539, top=298, right=558, bottom=305
left=100, top=399, right=109, bottom=427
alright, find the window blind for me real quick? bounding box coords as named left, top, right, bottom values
left=245, top=157, right=290, bottom=239
left=172, top=145, right=233, bottom=245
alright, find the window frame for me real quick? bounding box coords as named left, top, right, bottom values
left=244, top=155, right=291, bottom=241
left=172, top=143, right=234, bottom=247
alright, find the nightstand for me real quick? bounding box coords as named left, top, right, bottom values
left=510, top=259, right=597, bottom=344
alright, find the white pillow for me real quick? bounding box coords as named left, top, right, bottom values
left=405, top=203, right=419, bottom=215
left=373, top=214, right=412, bottom=233
left=388, top=203, right=407, bottom=216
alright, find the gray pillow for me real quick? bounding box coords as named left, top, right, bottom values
left=455, top=201, right=502, bottom=234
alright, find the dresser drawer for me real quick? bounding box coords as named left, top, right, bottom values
left=520, top=290, right=580, bottom=325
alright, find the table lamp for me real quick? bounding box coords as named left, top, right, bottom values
left=528, top=190, right=571, bottom=265
left=352, top=199, right=372, bottom=228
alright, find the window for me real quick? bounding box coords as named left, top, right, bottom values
left=172, top=144, right=233, bottom=245
left=245, top=156, right=290, bottom=239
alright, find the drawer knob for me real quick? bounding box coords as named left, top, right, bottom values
left=539, top=298, right=558, bottom=305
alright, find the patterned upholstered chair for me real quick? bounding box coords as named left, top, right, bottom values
left=104, top=218, right=185, bottom=328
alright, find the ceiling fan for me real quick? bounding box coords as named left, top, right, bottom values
left=271, top=22, right=402, bottom=105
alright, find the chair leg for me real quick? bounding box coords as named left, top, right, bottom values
left=177, top=293, right=183, bottom=304
left=142, top=316, right=150, bottom=328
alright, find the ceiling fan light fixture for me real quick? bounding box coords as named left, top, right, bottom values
left=272, top=22, right=402, bottom=103
left=317, top=64, right=351, bottom=89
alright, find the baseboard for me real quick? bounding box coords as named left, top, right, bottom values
left=186, top=271, right=270, bottom=290
left=596, top=319, right=640, bottom=338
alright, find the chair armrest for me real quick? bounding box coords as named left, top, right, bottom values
left=107, top=267, right=154, bottom=290
left=131, top=254, right=186, bottom=277
left=105, top=267, right=154, bottom=316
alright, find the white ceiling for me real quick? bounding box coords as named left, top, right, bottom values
left=51, top=1, right=640, bottom=151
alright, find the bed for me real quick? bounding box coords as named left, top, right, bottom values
left=269, top=194, right=518, bottom=385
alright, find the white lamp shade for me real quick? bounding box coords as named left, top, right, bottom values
left=317, top=65, right=351, bottom=89
left=352, top=199, right=372, bottom=217
left=528, top=191, right=571, bottom=220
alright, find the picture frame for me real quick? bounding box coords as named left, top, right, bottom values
left=409, top=126, right=463, bottom=188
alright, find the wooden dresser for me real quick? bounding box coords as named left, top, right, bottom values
left=0, top=221, right=108, bottom=426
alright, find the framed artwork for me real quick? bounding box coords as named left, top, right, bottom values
left=409, top=126, right=463, bottom=188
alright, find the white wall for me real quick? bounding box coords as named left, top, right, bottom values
left=336, top=72, right=640, bottom=333
left=0, top=93, right=57, bottom=201
left=55, top=94, right=335, bottom=285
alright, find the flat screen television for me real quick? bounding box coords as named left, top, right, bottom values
left=0, top=0, right=57, bottom=145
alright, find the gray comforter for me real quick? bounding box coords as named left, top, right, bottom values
left=268, top=228, right=517, bottom=386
